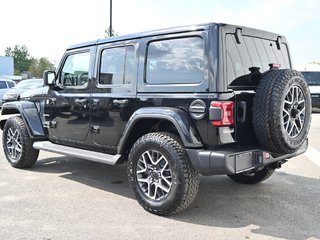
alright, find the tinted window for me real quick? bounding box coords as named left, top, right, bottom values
left=301, top=72, right=320, bottom=86
left=146, top=37, right=204, bottom=84
left=99, top=46, right=135, bottom=85
left=0, top=81, right=7, bottom=89
left=8, top=81, right=15, bottom=88
left=61, top=52, right=90, bottom=87
left=226, top=34, right=290, bottom=86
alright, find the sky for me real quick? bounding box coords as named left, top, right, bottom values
left=0, top=0, right=319, bottom=68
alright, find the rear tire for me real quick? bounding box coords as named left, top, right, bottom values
left=2, top=116, right=39, bottom=168
left=127, top=132, right=199, bottom=216
left=228, top=167, right=275, bottom=184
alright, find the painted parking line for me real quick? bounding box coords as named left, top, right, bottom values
left=304, top=145, right=320, bottom=168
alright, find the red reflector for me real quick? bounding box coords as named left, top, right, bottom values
left=269, top=63, right=281, bottom=69
left=211, top=101, right=235, bottom=126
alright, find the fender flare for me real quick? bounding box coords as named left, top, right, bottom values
left=118, top=107, right=203, bottom=154
left=1, top=101, right=46, bottom=138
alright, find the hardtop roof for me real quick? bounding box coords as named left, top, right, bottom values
left=67, top=22, right=286, bottom=50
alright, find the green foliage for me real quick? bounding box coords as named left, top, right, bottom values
left=104, top=27, right=118, bottom=38
left=4, top=45, right=54, bottom=77
left=310, top=61, right=320, bottom=65
left=29, top=57, right=55, bottom=78
left=5, top=45, right=32, bottom=75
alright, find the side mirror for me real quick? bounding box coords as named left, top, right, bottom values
left=43, top=70, right=56, bottom=86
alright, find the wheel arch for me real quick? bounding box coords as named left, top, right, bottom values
left=0, top=101, right=46, bottom=138
left=118, top=107, right=203, bottom=155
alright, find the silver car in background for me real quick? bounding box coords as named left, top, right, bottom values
left=301, top=71, right=320, bottom=112
left=0, top=79, right=16, bottom=107
left=2, top=78, right=43, bottom=104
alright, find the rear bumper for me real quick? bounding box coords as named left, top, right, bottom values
left=187, top=139, right=308, bottom=175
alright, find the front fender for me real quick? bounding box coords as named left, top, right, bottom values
left=1, top=101, right=45, bottom=138
left=118, top=107, right=203, bottom=153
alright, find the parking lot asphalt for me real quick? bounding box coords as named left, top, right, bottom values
left=0, top=114, right=319, bottom=240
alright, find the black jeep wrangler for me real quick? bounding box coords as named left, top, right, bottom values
left=0, top=23, right=311, bottom=215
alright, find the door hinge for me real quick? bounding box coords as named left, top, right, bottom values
left=49, top=121, right=57, bottom=128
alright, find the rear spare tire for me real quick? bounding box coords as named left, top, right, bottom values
left=253, top=69, right=311, bottom=154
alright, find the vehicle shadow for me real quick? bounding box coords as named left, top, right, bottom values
left=31, top=155, right=320, bottom=240
left=31, top=155, right=133, bottom=199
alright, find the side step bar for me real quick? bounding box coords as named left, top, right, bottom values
left=33, top=141, right=121, bottom=165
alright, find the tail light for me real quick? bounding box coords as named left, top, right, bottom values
left=210, top=101, right=235, bottom=126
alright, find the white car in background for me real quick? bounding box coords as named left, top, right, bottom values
left=0, top=79, right=16, bottom=107
left=300, top=70, right=320, bottom=112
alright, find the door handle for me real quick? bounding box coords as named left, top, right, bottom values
left=74, top=98, right=88, bottom=106
left=113, top=99, right=129, bottom=107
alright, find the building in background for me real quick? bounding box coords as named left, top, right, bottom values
left=0, top=56, right=22, bottom=83
left=0, top=56, right=14, bottom=76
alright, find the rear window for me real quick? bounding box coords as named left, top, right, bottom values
left=0, top=81, right=7, bottom=89
left=301, top=71, right=320, bottom=86
left=146, top=37, right=204, bottom=85
left=226, top=34, right=290, bottom=86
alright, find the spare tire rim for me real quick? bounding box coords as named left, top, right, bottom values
left=6, top=127, right=22, bottom=160
left=136, top=150, right=172, bottom=201
left=283, top=85, right=306, bottom=138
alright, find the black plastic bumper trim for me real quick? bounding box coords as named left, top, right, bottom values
left=186, top=139, right=308, bottom=176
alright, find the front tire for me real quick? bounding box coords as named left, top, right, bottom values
left=228, top=167, right=275, bottom=184
left=127, top=132, right=199, bottom=216
left=2, top=116, right=39, bottom=168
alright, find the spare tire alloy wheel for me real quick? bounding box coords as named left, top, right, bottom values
left=283, top=85, right=306, bottom=139
left=136, top=150, right=172, bottom=200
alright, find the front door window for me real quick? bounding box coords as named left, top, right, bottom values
left=61, top=52, right=90, bottom=87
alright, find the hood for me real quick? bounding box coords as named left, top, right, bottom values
left=3, top=88, right=26, bottom=100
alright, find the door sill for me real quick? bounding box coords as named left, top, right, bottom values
left=33, top=141, right=121, bottom=165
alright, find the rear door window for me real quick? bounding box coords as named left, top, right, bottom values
left=99, top=45, right=135, bottom=85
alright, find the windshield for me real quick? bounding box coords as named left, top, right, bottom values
left=301, top=72, right=320, bottom=86
left=14, top=79, right=43, bottom=89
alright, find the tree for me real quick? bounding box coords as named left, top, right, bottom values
left=5, top=45, right=33, bottom=75
left=104, top=27, right=118, bottom=38
left=310, top=61, right=320, bottom=65
left=29, top=57, right=55, bottom=78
